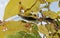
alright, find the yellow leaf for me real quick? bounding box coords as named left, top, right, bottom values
left=20, top=10, right=31, bottom=17
left=0, top=31, right=5, bottom=38
left=4, top=0, right=20, bottom=20
left=38, top=25, right=49, bottom=36
left=30, top=0, right=40, bottom=13
left=20, top=0, right=36, bottom=10
left=57, top=11, right=60, bottom=17
left=4, top=21, right=28, bottom=34
left=20, top=0, right=40, bottom=18
left=39, top=0, right=46, bottom=4
left=43, top=11, right=58, bottom=19
left=50, top=24, right=56, bottom=33
left=46, top=23, right=56, bottom=33
left=0, top=26, right=5, bottom=38
left=43, top=11, right=49, bottom=16
left=57, top=30, right=60, bottom=33
left=0, top=21, right=28, bottom=38
left=53, top=34, right=59, bottom=38
left=46, top=0, right=58, bottom=2
left=57, top=11, right=60, bottom=14
left=45, top=24, right=51, bottom=31
left=46, top=35, right=52, bottom=38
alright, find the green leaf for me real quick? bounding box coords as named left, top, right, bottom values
left=5, top=34, right=21, bottom=38
left=38, top=25, right=49, bottom=36
left=31, top=30, right=41, bottom=38
left=5, top=35, right=16, bottom=38
left=32, top=24, right=38, bottom=31
left=25, top=33, right=34, bottom=38
left=5, top=31, right=26, bottom=38
left=17, top=31, right=26, bottom=38
left=56, top=19, right=60, bottom=26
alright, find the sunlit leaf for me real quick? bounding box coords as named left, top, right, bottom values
left=0, top=21, right=29, bottom=38
left=0, top=26, right=5, bottom=38
left=46, top=0, right=58, bottom=2
left=39, top=0, right=46, bottom=4
left=38, top=25, right=49, bottom=36
left=20, top=10, right=31, bottom=17
left=30, top=0, right=40, bottom=13
left=57, top=11, right=60, bottom=17
left=19, top=0, right=40, bottom=18
left=20, top=0, right=36, bottom=10
left=4, top=0, right=20, bottom=20
left=50, top=24, right=56, bottom=33
left=43, top=11, right=58, bottom=19
left=4, top=21, right=28, bottom=35
left=46, top=23, right=56, bottom=33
